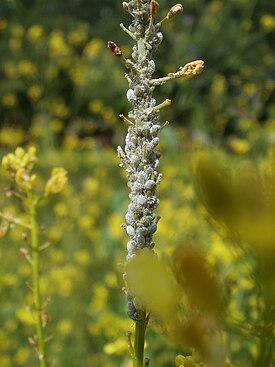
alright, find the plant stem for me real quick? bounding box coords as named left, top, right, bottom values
left=29, top=194, right=48, bottom=367
left=254, top=300, right=274, bottom=367
left=134, top=311, right=147, bottom=367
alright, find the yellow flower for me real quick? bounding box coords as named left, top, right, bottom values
left=67, top=23, right=89, bottom=45
left=27, top=24, right=44, bottom=40
left=90, top=284, right=108, bottom=309
left=69, top=64, right=88, bottom=86
left=9, top=37, right=21, bottom=50
left=52, top=101, right=69, bottom=117
left=211, top=74, right=227, bottom=94
left=0, top=18, right=8, bottom=31
left=3, top=61, right=18, bottom=78
left=53, top=202, right=68, bottom=217
left=0, top=356, right=10, bottom=367
left=49, top=119, right=64, bottom=133
left=27, top=84, right=42, bottom=100
left=10, top=24, right=24, bottom=37
left=15, top=168, right=37, bottom=191
left=45, top=64, right=58, bottom=80
left=16, top=307, right=34, bottom=325
left=14, top=347, right=30, bottom=365
left=2, top=146, right=37, bottom=172
left=104, top=272, right=118, bottom=288
left=88, top=99, right=103, bottom=114
left=2, top=93, right=17, bottom=107
left=228, top=137, right=251, bottom=155
left=45, top=167, right=68, bottom=196
left=83, top=37, right=104, bottom=59
left=49, top=29, right=71, bottom=58
left=74, top=250, right=91, bottom=266
left=57, top=319, right=73, bottom=334
left=103, top=337, right=128, bottom=355
left=260, top=14, right=275, bottom=31
left=17, top=60, right=37, bottom=76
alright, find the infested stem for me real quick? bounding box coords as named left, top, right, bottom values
left=254, top=300, right=274, bottom=367
left=112, top=2, right=203, bottom=367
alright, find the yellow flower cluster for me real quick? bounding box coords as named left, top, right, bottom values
left=1, top=147, right=68, bottom=197
left=45, top=167, right=68, bottom=196
left=260, top=14, right=275, bottom=30
left=2, top=146, right=37, bottom=172
left=2, top=147, right=38, bottom=191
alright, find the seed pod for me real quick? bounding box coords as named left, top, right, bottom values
left=178, top=60, right=204, bottom=77
left=167, top=4, right=183, bottom=19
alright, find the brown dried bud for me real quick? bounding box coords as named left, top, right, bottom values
left=150, top=0, right=160, bottom=20
left=122, top=2, right=128, bottom=11
left=167, top=4, right=183, bottom=19
left=107, top=41, right=123, bottom=57
left=178, top=60, right=204, bottom=77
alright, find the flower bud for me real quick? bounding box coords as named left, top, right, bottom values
left=1, top=146, right=38, bottom=173
left=15, top=147, right=25, bottom=159
left=122, top=2, right=128, bottom=11
left=45, top=167, right=68, bottom=196
left=107, top=41, right=123, bottom=57
left=167, top=4, right=183, bottom=19
left=15, top=168, right=36, bottom=191
left=177, top=60, right=204, bottom=77
left=150, top=0, right=160, bottom=20
left=2, top=153, right=16, bottom=171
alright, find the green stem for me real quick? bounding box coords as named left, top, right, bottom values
left=134, top=311, right=147, bottom=367
left=29, top=194, right=49, bottom=367
left=254, top=303, right=274, bottom=367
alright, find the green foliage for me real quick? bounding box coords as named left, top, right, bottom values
left=1, top=0, right=275, bottom=149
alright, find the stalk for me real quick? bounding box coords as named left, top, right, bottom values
left=134, top=311, right=147, bottom=367
left=254, top=298, right=274, bottom=367
left=29, top=193, right=48, bottom=367
left=1, top=146, right=67, bottom=366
